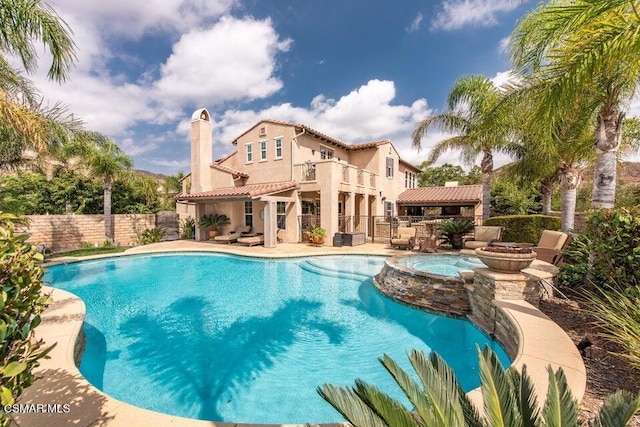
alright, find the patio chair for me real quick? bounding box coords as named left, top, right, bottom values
left=464, top=226, right=504, bottom=249
left=237, top=233, right=264, bottom=247
left=531, top=230, right=571, bottom=265
left=214, top=225, right=252, bottom=244
left=390, top=226, right=416, bottom=250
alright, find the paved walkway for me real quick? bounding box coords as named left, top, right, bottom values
left=10, top=241, right=586, bottom=426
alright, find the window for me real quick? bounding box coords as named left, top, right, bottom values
left=274, top=138, right=283, bottom=158
left=384, top=201, right=394, bottom=218
left=320, top=146, right=334, bottom=160
left=259, top=140, right=267, bottom=160
left=277, top=202, right=287, bottom=229
left=386, top=157, right=394, bottom=178
left=405, top=171, right=416, bottom=188
left=244, top=201, right=253, bottom=228
left=246, top=143, right=253, bottom=162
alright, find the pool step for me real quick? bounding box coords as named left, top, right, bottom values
left=300, top=258, right=381, bottom=281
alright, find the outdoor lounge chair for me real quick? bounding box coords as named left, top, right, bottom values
left=237, top=234, right=264, bottom=247
left=214, top=225, right=252, bottom=244
left=390, top=226, right=416, bottom=250
left=464, top=226, right=504, bottom=249
left=531, top=230, right=571, bottom=265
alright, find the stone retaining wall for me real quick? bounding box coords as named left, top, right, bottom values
left=18, top=214, right=156, bottom=252
left=374, top=256, right=472, bottom=316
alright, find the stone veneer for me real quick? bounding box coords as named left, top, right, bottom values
left=374, top=255, right=473, bottom=316
left=375, top=254, right=558, bottom=363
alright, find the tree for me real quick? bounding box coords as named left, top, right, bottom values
left=500, top=85, right=595, bottom=230
left=80, top=132, right=133, bottom=243
left=413, top=75, right=510, bottom=219
left=0, top=0, right=77, bottom=168
left=418, top=163, right=467, bottom=187
left=509, top=0, right=640, bottom=209
left=319, top=346, right=640, bottom=427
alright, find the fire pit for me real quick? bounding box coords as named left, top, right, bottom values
left=475, top=243, right=537, bottom=273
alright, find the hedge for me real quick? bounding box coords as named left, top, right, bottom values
left=483, top=214, right=562, bottom=244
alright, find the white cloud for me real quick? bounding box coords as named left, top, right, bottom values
left=209, top=79, right=432, bottom=166
left=120, top=138, right=157, bottom=156
left=148, top=159, right=191, bottom=169
left=154, top=16, right=291, bottom=108
left=490, top=70, right=521, bottom=91
left=53, top=0, right=236, bottom=38
left=406, top=12, right=424, bottom=32
left=431, top=0, right=522, bottom=31
left=498, top=36, right=510, bottom=54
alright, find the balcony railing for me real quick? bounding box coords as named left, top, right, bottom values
left=294, top=161, right=378, bottom=190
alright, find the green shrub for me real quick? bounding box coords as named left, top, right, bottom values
left=584, top=284, right=640, bottom=370
left=586, top=207, right=640, bottom=289
left=438, top=219, right=474, bottom=249
left=180, top=216, right=195, bottom=239
left=140, top=227, right=166, bottom=245
left=483, top=214, right=561, bottom=243
left=557, top=233, right=591, bottom=288
left=0, top=213, right=52, bottom=416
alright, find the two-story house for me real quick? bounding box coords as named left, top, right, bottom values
left=176, top=108, right=420, bottom=246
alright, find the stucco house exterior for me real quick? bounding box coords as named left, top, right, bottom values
left=176, top=108, right=420, bottom=246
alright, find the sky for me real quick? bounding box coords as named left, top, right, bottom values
left=23, top=0, right=616, bottom=175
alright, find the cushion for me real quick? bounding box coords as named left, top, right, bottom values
left=475, top=226, right=502, bottom=242
left=537, top=230, right=568, bottom=250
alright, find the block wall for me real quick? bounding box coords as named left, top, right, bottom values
left=18, top=214, right=156, bottom=252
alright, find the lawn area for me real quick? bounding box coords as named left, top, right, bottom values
left=46, top=246, right=128, bottom=259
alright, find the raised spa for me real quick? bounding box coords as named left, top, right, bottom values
left=375, top=253, right=484, bottom=316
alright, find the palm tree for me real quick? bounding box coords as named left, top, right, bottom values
left=509, top=0, right=640, bottom=209
left=501, top=85, right=595, bottom=231
left=412, top=75, right=510, bottom=220
left=0, top=0, right=77, bottom=167
left=319, top=346, right=640, bottom=427
left=78, top=132, right=132, bottom=243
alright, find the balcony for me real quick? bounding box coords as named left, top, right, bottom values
left=294, top=160, right=378, bottom=192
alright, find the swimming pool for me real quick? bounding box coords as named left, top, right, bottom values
left=45, top=253, right=510, bottom=424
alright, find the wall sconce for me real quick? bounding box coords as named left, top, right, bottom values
left=311, top=149, right=315, bottom=155
left=381, top=196, right=387, bottom=202
left=379, top=191, right=383, bottom=197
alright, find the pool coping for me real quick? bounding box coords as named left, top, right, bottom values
left=12, top=242, right=586, bottom=426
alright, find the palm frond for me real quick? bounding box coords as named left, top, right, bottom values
left=317, top=384, right=389, bottom=427
left=0, top=0, right=77, bottom=81
left=593, top=390, right=640, bottom=427
left=380, top=353, right=435, bottom=425
left=409, top=349, right=466, bottom=427
left=508, top=365, right=540, bottom=427
left=353, top=379, right=418, bottom=427
left=478, top=345, right=518, bottom=427
left=541, top=366, right=578, bottom=427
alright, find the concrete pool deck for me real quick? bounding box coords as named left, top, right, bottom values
left=10, top=241, right=586, bottom=426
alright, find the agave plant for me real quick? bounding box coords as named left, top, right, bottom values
left=318, top=346, right=640, bottom=427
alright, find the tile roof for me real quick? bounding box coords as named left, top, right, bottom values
left=176, top=181, right=297, bottom=201
left=210, top=162, right=249, bottom=178
left=398, top=185, right=483, bottom=204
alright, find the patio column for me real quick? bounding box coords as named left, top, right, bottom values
left=320, top=190, right=338, bottom=243
left=263, top=201, right=278, bottom=248
left=360, top=194, right=369, bottom=235
left=194, top=203, right=206, bottom=241
left=344, top=191, right=355, bottom=232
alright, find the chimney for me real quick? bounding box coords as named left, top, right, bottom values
left=444, top=181, right=459, bottom=187
left=190, top=108, right=212, bottom=193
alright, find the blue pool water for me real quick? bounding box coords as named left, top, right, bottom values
left=399, top=254, right=486, bottom=276
left=45, top=253, right=510, bottom=424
